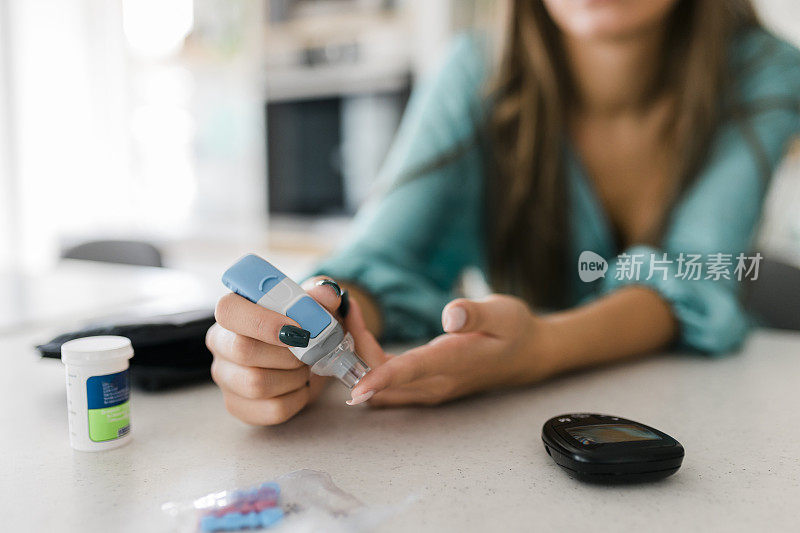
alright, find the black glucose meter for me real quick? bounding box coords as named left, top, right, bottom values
left=542, top=413, right=684, bottom=483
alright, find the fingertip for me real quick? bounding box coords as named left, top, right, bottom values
left=304, top=283, right=342, bottom=315
left=315, top=278, right=343, bottom=298
left=214, top=292, right=241, bottom=326
left=206, top=321, right=234, bottom=353
left=442, top=304, right=467, bottom=332
left=345, top=389, right=375, bottom=406
left=205, top=321, right=220, bottom=346
left=350, top=370, right=385, bottom=399
left=349, top=353, right=402, bottom=399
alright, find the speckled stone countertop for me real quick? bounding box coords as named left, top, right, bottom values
left=3, top=326, right=800, bottom=532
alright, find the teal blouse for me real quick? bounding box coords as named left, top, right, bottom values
left=313, top=28, right=800, bottom=354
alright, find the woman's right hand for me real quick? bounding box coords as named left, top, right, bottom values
left=205, top=280, right=345, bottom=425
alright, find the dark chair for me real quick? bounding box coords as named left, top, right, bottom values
left=745, top=257, right=800, bottom=331
left=61, top=240, right=163, bottom=268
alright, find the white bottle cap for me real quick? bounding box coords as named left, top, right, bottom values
left=61, top=336, right=134, bottom=366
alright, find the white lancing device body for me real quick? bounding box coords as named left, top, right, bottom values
left=222, top=254, right=369, bottom=388
left=255, top=277, right=344, bottom=365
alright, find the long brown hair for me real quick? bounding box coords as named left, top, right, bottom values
left=488, top=0, right=758, bottom=308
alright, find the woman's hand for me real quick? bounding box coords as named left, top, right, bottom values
left=207, top=280, right=558, bottom=418
left=349, top=295, right=557, bottom=406
left=206, top=279, right=347, bottom=425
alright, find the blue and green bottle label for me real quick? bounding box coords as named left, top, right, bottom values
left=86, top=370, right=130, bottom=442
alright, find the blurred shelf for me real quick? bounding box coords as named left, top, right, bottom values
left=262, top=6, right=412, bottom=101
left=264, top=60, right=410, bottom=101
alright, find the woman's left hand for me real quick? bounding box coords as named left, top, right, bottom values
left=350, top=294, right=557, bottom=406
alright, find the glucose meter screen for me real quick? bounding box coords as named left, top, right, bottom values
left=566, top=424, right=661, bottom=445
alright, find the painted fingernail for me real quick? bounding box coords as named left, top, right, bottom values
left=279, top=325, right=310, bottom=347
left=346, top=390, right=375, bottom=406
left=316, top=278, right=342, bottom=297
left=443, top=306, right=467, bottom=332
left=338, top=289, right=350, bottom=318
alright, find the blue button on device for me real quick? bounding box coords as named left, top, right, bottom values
left=286, top=296, right=331, bottom=338
left=222, top=254, right=286, bottom=303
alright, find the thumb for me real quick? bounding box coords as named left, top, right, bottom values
left=302, top=277, right=343, bottom=315
left=441, top=296, right=523, bottom=337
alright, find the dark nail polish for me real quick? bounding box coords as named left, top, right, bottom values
left=316, top=278, right=343, bottom=296
left=279, top=325, right=310, bottom=347
left=338, top=289, right=350, bottom=318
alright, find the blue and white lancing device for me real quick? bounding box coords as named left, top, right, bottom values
left=222, top=254, right=370, bottom=389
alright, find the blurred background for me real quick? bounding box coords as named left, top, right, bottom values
left=0, top=0, right=493, bottom=279
left=0, top=0, right=799, bottom=317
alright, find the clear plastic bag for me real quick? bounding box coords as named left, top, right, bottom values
left=161, top=469, right=406, bottom=533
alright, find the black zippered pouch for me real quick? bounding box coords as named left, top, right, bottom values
left=36, top=308, right=215, bottom=391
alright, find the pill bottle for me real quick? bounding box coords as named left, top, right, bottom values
left=61, top=336, right=133, bottom=451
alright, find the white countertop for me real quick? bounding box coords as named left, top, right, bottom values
left=2, top=263, right=800, bottom=532
left=0, top=261, right=220, bottom=335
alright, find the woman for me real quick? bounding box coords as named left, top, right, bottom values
left=207, top=0, right=800, bottom=424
